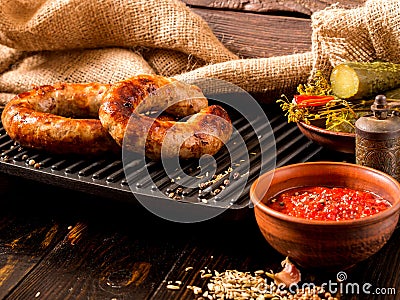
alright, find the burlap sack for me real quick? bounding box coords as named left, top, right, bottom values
left=175, top=0, right=400, bottom=98
left=174, top=52, right=314, bottom=99
left=0, top=0, right=238, bottom=107
left=0, top=48, right=154, bottom=94
left=0, top=93, right=15, bottom=107
left=143, top=49, right=206, bottom=77
left=0, top=0, right=399, bottom=109
left=0, top=45, right=24, bottom=74
left=311, top=0, right=400, bottom=79
left=0, top=0, right=237, bottom=63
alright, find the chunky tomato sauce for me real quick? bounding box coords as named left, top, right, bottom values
left=267, top=186, right=391, bottom=221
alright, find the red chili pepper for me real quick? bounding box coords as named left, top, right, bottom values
left=293, top=95, right=335, bottom=107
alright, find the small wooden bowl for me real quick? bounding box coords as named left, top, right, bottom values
left=297, top=120, right=355, bottom=154
left=250, top=162, right=400, bottom=271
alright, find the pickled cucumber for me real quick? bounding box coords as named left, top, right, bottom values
left=330, top=61, right=400, bottom=100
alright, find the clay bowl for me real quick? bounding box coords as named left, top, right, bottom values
left=249, top=161, right=400, bottom=271
left=297, top=120, right=355, bottom=154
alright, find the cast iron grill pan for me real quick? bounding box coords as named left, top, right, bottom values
left=0, top=104, right=322, bottom=211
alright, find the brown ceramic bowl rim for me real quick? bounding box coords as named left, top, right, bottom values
left=298, top=121, right=356, bottom=138
left=250, top=161, right=400, bottom=226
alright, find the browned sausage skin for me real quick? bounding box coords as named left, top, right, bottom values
left=128, top=104, right=233, bottom=160
left=1, top=82, right=120, bottom=155
left=99, top=74, right=232, bottom=160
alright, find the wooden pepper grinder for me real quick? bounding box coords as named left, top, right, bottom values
left=355, top=94, right=400, bottom=181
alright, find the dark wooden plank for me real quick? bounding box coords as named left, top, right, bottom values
left=0, top=180, right=70, bottom=299
left=354, top=226, right=400, bottom=300
left=2, top=169, right=400, bottom=300
left=152, top=215, right=286, bottom=299
left=153, top=217, right=400, bottom=300
left=189, top=8, right=312, bottom=58
left=0, top=218, right=67, bottom=299
left=1, top=179, right=190, bottom=300
left=5, top=220, right=187, bottom=300
left=183, top=0, right=366, bottom=15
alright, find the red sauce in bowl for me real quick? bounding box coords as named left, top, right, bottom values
left=267, top=186, right=391, bottom=221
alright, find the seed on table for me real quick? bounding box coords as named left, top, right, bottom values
left=212, top=189, right=221, bottom=196
left=167, top=284, right=180, bottom=290
left=199, top=182, right=207, bottom=189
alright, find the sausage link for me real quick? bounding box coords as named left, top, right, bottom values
left=99, top=74, right=232, bottom=160
left=1, top=82, right=120, bottom=155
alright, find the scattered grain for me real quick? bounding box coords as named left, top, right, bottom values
left=168, top=267, right=340, bottom=300
left=211, top=188, right=221, bottom=196
left=167, top=284, right=180, bottom=290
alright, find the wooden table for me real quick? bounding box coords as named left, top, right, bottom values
left=1, top=1, right=399, bottom=299
left=0, top=147, right=399, bottom=300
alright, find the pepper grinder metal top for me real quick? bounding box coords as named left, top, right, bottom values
left=355, top=94, right=400, bottom=181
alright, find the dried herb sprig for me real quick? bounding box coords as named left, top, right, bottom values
left=297, top=70, right=332, bottom=96
left=277, top=71, right=373, bottom=133
left=277, top=96, right=372, bottom=133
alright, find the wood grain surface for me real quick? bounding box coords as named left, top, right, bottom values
left=182, top=0, right=366, bottom=58
left=0, top=172, right=399, bottom=300
left=183, top=0, right=365, bottom=15
left=189, top=8, right=312, bottom=58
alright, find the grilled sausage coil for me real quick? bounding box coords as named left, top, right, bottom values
left=1, top=82, right=120, bottom=155
left=1, top=74, right=232, bottom=159
left=99, top=74, right=232, bottom=160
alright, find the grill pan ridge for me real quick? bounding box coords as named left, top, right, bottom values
left=0, top=104, right=322, bottom=213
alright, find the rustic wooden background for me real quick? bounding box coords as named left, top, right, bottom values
left=182, top=0, right=366, bottom=58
